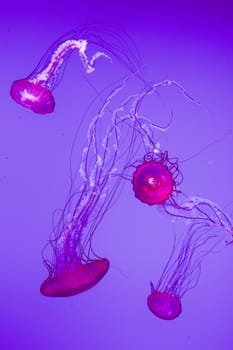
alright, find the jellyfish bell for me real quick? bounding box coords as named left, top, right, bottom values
left=40, top=257, right=109, bottom=297
left=10, top=79, right=55, bottom=114
left=147, top=289, right=181, bottom=320
left=132, top=151, right=181, bottom=206
left=132, top=158, right=175, bottom=205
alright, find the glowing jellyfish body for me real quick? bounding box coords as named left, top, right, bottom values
left=11, top=38, right=110, bottom=114
left=10, top=79, right=55, bottom=114
left=132, top=155, right=176, bottom=205
left=147, top=290, right=181, bottom=320
left=41, top=257, right=109, bottom=297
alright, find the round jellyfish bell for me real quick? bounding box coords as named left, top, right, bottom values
left=41, top=252, right=109, bottom=297
left=147, top=221, right=230, bottom=320
left=132, top=151, right=181, bottom=205
left=10, top=79, right=55, bottom=114
left=147, top=289, right=181, bottom=320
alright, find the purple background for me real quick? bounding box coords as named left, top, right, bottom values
left=1, top=1, right=233, bottom=349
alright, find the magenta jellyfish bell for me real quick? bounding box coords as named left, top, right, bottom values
left=41, top=259, right=109, bottom=297
left=132, top=160, right=174, bottom=205
left=10, top=79, right=55, bottom=114
left=132, top=151, right=180, bottom=205
left=147, top=288, right=181, bottom=320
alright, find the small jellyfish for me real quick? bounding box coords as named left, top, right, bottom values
left=10, top=38, right=110, bottom=114
left=147, top=221, right=230, bottom=320
left=132, top=151, right=181, bottom=205
left=10, top=24, right=147, bottom=115
left=147, top=288, right=181, bottom=320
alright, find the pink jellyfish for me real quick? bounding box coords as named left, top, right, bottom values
left=10, top=38, right=110, bottom=114
left=147, top=289, right=181, bottom=320
left=147, top=221, right=231, bottom=320
left=10, top=24, right=145, bottom=114
left=132, top=151, right=181, bottom=205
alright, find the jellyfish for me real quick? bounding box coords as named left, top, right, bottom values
left=132, top=151, right=181, bottom=205
left=147, top=221, right=231, bottom=320
left=10, top=38, right=110, bottom=114
left=10, top=24, right=145, bottom=114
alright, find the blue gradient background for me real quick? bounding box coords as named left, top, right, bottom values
left=1, top=1, right=233, bottom=349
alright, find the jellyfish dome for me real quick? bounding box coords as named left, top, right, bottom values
left=41, top=258, right=109, bottom=297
